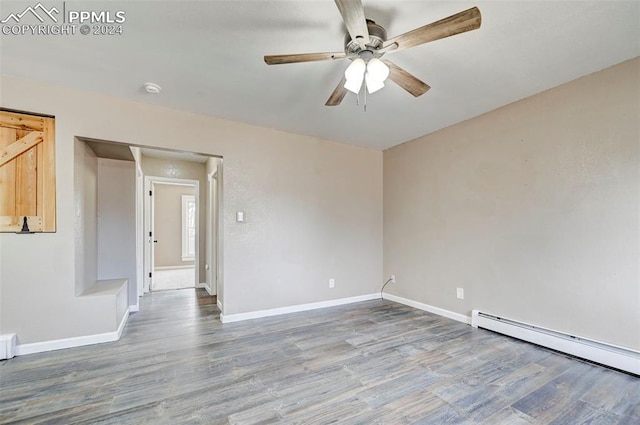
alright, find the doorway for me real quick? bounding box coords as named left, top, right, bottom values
left=136, top=148, right=223, bottom=310
left=70, top=138, right=223, bottom=312
left=149, top=177, right=199, bottom=291
left=147, top=178, right=199, bottom=291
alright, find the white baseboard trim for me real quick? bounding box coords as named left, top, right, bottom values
left=116, top=307, right=129, bottom=339
left=202, top=282, right=214, bottom=296
left=195, top=282, right=206, bottom=289
left=15, top=308, right=130, bottom=356
left=382, top=293, right=471, bottom=325
left=130, top=304, right=139, bottom=313
left=220, top=293, right=380, bottom=323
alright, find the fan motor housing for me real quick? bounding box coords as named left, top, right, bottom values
left=344, top=19, right=387, bottom=58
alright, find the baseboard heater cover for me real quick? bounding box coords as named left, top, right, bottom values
left=471, top=310, right=640, bottom=376
left=0, top=333, right=17, bottom=359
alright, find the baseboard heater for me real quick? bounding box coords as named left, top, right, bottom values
left=471, top=310, right=640, bottom=376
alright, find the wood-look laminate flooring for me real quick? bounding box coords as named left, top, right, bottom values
left=1, top=289, right=638, bottom=424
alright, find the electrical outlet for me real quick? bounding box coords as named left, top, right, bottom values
left=329, top=278, right=335, bottom=288
left=456, top=288, right=464, bottom=299
left=390, top=274, right=396, bottom=283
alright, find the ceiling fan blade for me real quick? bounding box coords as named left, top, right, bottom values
left=325, top=76, right=348, bottom=106
left=383, top=7, right=481, bottom=53
left=383, top=60, right=430, bottom=97
left=264, top=52, right=346, bottom=65
left=334, top=0, right=369, bottom=45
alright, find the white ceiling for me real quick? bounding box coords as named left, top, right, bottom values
left=1, top=1, right=638, bottom=150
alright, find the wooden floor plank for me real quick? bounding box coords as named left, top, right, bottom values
left=1, top=288, right=638, bottom=424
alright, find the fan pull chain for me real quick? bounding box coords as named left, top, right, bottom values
left=364, top=84, right=367, bottom=112
left=353, top=83, right=367, bottom=111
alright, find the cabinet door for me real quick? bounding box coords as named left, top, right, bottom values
left=0, top=110, right=56, bottom=232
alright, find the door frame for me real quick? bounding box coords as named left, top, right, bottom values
left=143, top=175, right=200, bottom=292
left=206, top=166, right=221, bottom=296
left=134, top=158, right=144, bottom=305
left=206, top=170, right=215, bottom=295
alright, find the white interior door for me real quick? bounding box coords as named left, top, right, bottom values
left=149, top=182, right=156, bottom=290
left=136, top=166, right=144, bottom=298
left=143, top=178, right=155, bottom=293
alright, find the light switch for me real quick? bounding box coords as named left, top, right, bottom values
left=236, top=211, right=244, bottom=222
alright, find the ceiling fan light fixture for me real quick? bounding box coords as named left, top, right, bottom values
left=344, top=58, right=366, bottom=80
left=344, top=74, right=365, bottom=93
left=365, top=72, right=385, bottom=94
left=366, top=58, right=389, bottom=82
left=264, top=3, right=482, bottom=107
left=344, top=58, right=366, bottom=93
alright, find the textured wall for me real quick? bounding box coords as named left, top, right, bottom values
left=97, top=158, right=137, bottom=306
left=384, top=58, right=640, bottom=350
left=0, top=75, right=382, bottom=343
left=74, top=139, right=97, bottom=296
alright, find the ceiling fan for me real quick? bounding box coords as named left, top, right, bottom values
left=264, top=1, right=481, bottom=106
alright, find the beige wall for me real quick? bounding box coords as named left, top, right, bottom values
left=97, top=158, right=137, bottom=305
left=0, top=137, right=119, bottom=344
left=0, top=75, right=383, bottom=343
left=153, top=183, right=196, bottom=269
left=1, top=59, right=635, bottom=350
left=384, top=58, right=640, bottom=350
left=74, top=139, right=98, bottom=296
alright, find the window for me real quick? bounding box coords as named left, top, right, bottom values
left=181, top=194, right=196, bottom=261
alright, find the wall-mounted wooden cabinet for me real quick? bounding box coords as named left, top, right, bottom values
left=0, top=110, right=56, bottom=232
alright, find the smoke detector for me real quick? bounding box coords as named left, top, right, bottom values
left=143, top=82, right=161, bottom=94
